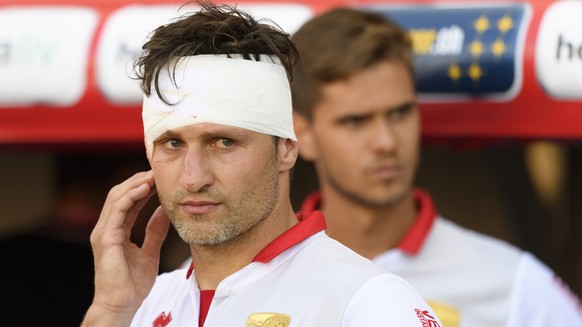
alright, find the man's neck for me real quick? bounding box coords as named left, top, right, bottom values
left=322, top=191, right=417, bottom=260
left=190, top=204, right=298, bottom=290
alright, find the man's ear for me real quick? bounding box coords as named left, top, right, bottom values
left=293, top=112, right=318, bottom=161
left=278, top=138, right=299, bottom=172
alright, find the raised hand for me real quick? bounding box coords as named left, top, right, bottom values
left=81, top=171, right=170, bottom=327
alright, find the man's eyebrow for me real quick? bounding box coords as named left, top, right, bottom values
left=336, top=112, right=372, bottom=122
left=390, top=101, right=417, bottom=112
left=335, top=101, right=414, bottom=120
left=203, top=127, right=251, bottom=139
left=157, top=130, right=180, bottom=140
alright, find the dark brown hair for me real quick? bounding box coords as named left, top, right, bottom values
left=291, top=8, right=413, bottom=119
left=134, top=0, right=298, bottom=102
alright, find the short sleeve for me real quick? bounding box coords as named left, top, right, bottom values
left=341, top=274, right=443, bottom=326
left=507, top=253, right=582, bottom=327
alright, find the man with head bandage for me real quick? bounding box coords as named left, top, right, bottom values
left=80, top=2, right=441, bottom=327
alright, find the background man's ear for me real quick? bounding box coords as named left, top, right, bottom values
left=293, top=112, right=318, bottom=161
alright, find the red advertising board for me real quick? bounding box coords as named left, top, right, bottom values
left=0, top=0, right=580, bottom=147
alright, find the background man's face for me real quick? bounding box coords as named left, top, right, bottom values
left=301, top=60, right=420, bottom=208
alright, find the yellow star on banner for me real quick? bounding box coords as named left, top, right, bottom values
left=468, top=63, right=483, bottom=81
left=448, top=64, right=462, bottom=81
left=470, top=40, right=484, bottom=57
left=474, top=15, right=490, bottom=33
left=491, top=39, right=506, bottom=57
left=497, top=14, right=513, bottom=33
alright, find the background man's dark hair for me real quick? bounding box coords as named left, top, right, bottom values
left=291, top=8, right=413, bottom=119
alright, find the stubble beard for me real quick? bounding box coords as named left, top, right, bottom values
left=159, top=159, right=280, bottom=247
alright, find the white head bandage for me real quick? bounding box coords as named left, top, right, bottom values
left=142, top=54, right=297, bottom=159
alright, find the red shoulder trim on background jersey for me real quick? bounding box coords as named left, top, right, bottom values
left=298, top=188, right=438, bottom=255
left=186, top=211, right=327, bottom=278
left=552, top=275, right=582, bottom=315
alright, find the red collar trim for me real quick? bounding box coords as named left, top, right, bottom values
left=186, top=211, right=326, bottom=279
left=300, top=191, right=322, bottom=213
left=253, top=211, right=327, bottom=262
left=299, top=188, right=437, bottom=256
left=397, top=189, right=437, bottom=255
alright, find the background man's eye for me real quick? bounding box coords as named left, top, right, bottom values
left=391, top=110, right=404, bottom=119
left=345, top=116, right=364, bottom=125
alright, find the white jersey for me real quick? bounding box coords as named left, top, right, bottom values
left=131, top=211, right=442, bottom=327
left=301, top=189, right=582, bottom=327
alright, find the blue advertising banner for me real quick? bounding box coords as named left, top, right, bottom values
left=365, top=4, right=531, bottom=101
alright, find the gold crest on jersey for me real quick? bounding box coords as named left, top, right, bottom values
left=245, top=312, right=291, bottom=327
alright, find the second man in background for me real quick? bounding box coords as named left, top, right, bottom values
left=291, top=7, right=582, bottom=327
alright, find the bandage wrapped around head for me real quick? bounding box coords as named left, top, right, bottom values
left=142, top=54, right=297, bottom=159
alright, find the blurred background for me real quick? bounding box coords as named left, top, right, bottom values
left=0, top=0, right=581, bottom=325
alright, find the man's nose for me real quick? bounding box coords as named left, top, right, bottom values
left=369, top=119, right=397, bottom=153
left=179, top=148, right=214, bottom=192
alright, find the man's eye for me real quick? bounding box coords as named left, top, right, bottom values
left=343, top=116, right=366, bottom=126
left=166, top=139, right=182, bottom=148
left=216, top=138, right=234, bottom=148
left=390, top=105, right=413, bottom=120
left=390, top=109, right=405, bottom=120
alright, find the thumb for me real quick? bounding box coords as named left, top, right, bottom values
left=141, top=206, right=171, bottom=256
